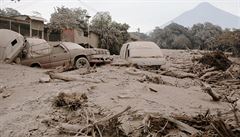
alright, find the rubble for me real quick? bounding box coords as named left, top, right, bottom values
left=138, top=75, right=164, bottom=84
left=53, top=92, right=88, bottom=111
left=50, top=93, right=130, bottom=137
left=0, top=85, right=6, bottom=94
left=1, top=49, right=240, bottom=137
left=196, top=51, right=232, bottom=71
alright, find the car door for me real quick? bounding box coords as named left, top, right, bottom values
left=50, top=44, right=70, bottom=68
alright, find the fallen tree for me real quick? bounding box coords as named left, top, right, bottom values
left=198, top=51, right=232, bottom=71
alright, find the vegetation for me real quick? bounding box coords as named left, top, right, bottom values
left=0, top=7, right=21, bottom=16
left=91, top=12, right=130, bottom=55
left=149, top=22, right=222, bottom=50
left=49, top=6, right=88, bottom=29
left=214, top=30, right=240, bottom=56
left=49, top=9, right=130, bottom=55
left=149, top=22, right=239, bottom=56
left=0, top=6, right=238, bottom=56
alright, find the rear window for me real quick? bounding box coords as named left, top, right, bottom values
left=11, top=39, right=17, bottom=46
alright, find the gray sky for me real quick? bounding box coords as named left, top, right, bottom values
left=0, top=0, right=239, bottom=32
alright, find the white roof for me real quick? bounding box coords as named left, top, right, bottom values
left=0, top=29, right=23, bottom=48
left=12, top=15, right=45, bottom=22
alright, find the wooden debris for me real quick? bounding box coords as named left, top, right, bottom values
left=160, top=70, right=197, bottom=79
left=211, top=119, right=236, bottom=137
left=139, top=74, right=165, bottom=84
left=198, top=51, right=232, bottom=71
left=75, top=106, right=131, bottom=136
left=53, top=92, right=88, bottom=111
left=163, top=115, right=199, bottom=135
left=149, top=87, right=158, bottom=93
left=46, top=72, right=102, bottom=83
left=48, top=72, right=76, bottom=82
left=141, top=114, right=199, bottom=136
left=202, top=82, right=221, bottom=101
left=200, top=71, right=220, bottom=80
left=57, top=123, right=84, bottom=134
left=2, top=93, right=11, bottom=98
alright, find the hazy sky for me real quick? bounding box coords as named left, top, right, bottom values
left=0, top=0, right=239, bottom=32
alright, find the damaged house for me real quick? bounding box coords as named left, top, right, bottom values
left=44, top=26, right=100, bottom=48
left=0, top=15, right=45, bottom=39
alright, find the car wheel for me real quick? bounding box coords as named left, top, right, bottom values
left=75, top=57, right=90, bottom=69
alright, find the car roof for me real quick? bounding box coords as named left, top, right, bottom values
left=61, top=42, right=85, bottom=50
left=124, top=41, right=160, bottom=49
left=0, top=29, right=23, bottom=47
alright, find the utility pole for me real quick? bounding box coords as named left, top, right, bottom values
left=85, top=15, right=91, bottom=48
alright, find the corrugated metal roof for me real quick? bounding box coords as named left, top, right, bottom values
left=11, top=15, right=45, bottom=22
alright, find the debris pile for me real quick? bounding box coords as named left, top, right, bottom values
left=53, top=92, right=88, bottom=110
left=45, top=92, right=131, bottom=136
left=187, top=51, right=240, bottom=99
left=195, top=51, right=232, bottom=71
left=132, top=110, right=240, bottom=137
left=138, top=75, right=165, bottom=84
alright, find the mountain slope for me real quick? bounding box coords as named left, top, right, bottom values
left=164, top=2, right=240, bottom=28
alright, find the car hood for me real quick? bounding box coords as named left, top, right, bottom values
left=92, top=48, right=110, bottom=55
left=69, top=48, right=96, bottom=56
left=128, top=57, right=166, bottom=66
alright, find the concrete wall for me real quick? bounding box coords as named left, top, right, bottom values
left=62, top=29, right=74, bottom=42
left=74, top=29, right=88, bottom=44
left=89, top=33, right=99, bottom=48
left=73, top=29, right=99, bottom=48
left=47, top=28, right=100, bottom=48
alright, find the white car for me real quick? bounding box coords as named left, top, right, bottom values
left=120, top=41, right=165, bottom=67
left=0, top=29, right=25, bottom=63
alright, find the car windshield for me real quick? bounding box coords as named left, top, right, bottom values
left=129, top=48, right=163, bottom=58
left=62, top=42, right=84, bottom=50
left=26, top=38, right=51, bottom=57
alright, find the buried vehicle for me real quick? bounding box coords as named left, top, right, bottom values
left=20, top=39, right=94, bottom=69
left=0, top=29, right=25, bottom=63
left=120, top=41, right=165, bottom=68
left=80, top=44, right=112, bottom=64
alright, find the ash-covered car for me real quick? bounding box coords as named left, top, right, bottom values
left=0, top=29, right=25, bottom=63
left=20, top=40, right=95, bottom=69
left=80, top=44, right=112, bottom=64
left=120, top=41, right=166, bottom=68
